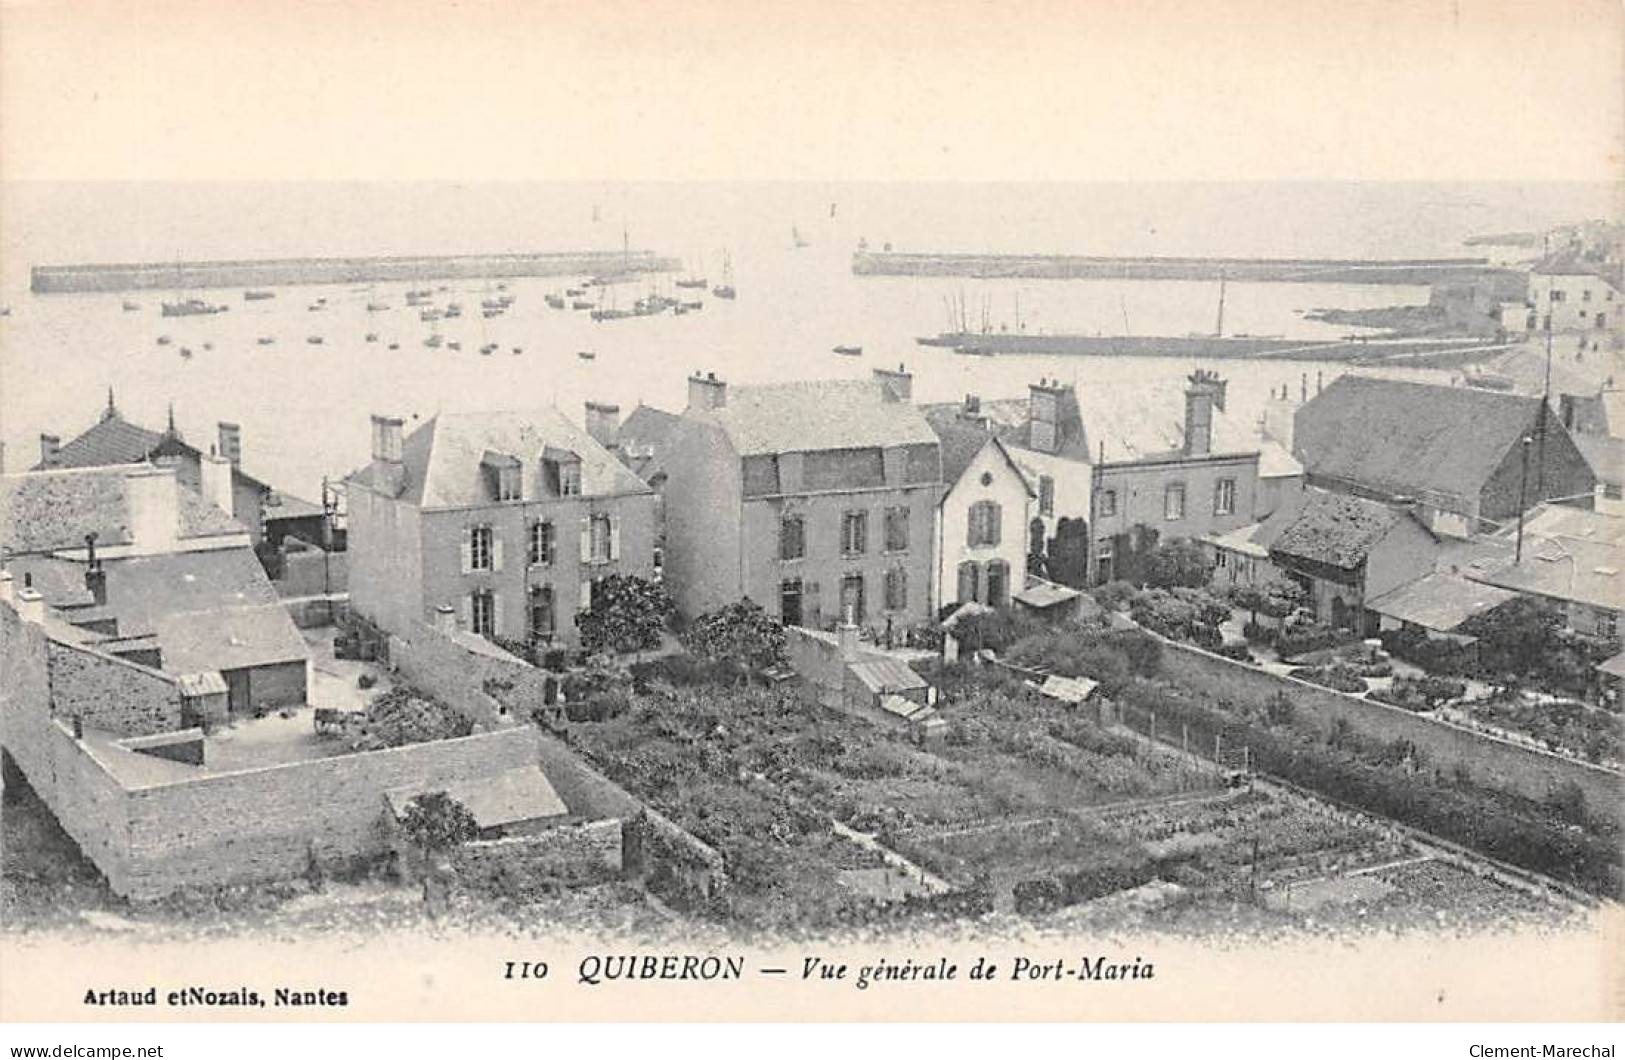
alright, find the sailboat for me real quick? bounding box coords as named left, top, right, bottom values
left=711, top=252, right=736, bottom=300
left=792, top=225, right=808, bottom=249
left=675, top=253, right=708, bottom=288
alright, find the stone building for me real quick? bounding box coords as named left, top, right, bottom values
left=1294, top=375, right=1597, bottom=539
left=1527, top=254, right=1621, bottom=335
left=663, top=371, right=942, bottom=632
left=924, top=411, right=1035, bottom=611
left=345, top=408, right=657, bottom=649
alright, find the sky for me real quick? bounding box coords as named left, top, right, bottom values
left=0, top=0, right=1621, bottom=185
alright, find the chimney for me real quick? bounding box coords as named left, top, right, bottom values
left=434, top=604, right=457, bottom=634
left=961, top=393, right=982, bottom=419
left=1183, top=370, right=1222, bottom=457
left=838, top=620, right=859, bottom=662
left=687, top=371, right=727, bottom=411
left=584, top=401, right=621, bottom=448
left=370, top=414, right=403, bottom=464
left=39, top=434, right=60, bottom=466
left=15, top=587, right=45, bottom=626
left=873, top=363, right=913, bottom=401
left=83, top=533, right=107, bottom=607
left=200, top=445, right=235, bottom=516
left=217, top=422, right=242, bottom=467
left=124, top=466, right=180, bottom=555
left=1028, top=378, right=1065, bottom=454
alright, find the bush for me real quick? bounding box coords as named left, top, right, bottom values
left=1103, top=629, right=1163, bottom=678
left=356, top=673, right=376, bottom=690
left=1216, top=641, right=1254, bottom=663
left=1288, top=664, right=1367, bottom=694
left=350, top=688, right=472, bottom=751
left=1241, top=620, right=1278, bottom=646
left=1276, top=622, right=1340, bottom=659
left=1092, top=580, right=1138, bottom=612
left=950, top=608, right=1045, bottom=653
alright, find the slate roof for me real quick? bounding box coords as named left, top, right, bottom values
left=154, top=603, right=308, bottom=672
left=348, top=407, right=651, bottom=508
left=1573, top=433, right=1624, bottom=485
left=0, top=467, right=245, bottom=555
left=927, top=417, right=1036, bottom=495
left=35, top=407, right=275, bottom=492
left=1468, top=504, right=1625, bottom=612
left=1366, top=573, right=1517, bottom=632
left=702, top=380, right=939, bottom=457
left=52, top=547, right=280, bottom=638
left=386, top=767, right=568, bottom=830
left=1294, top=376, right=1547, bottom=503
left=922, top=380, right=1256, bottom=466
left=1269, top=490, right=1416, bottom=570
left=612, top=404, right=682, bottom=486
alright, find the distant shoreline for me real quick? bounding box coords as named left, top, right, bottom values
left=917, top=331, right=1504, bottom=363
left=30, top=250, right=680, bottom=294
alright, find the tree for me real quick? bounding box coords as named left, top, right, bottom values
left=682, top=599, right=787, bottom=681
left=1140, top=537, right=1213, bottom=590
left=398, top=790, right=478, bottom=912
left=1046, top=516, right=1091, bottom=588
left=1459, top=596, right=1564, bottom=681
left=576, top=574, right=675, bottom=656
left=1027, top=517, right=1048, bottom=577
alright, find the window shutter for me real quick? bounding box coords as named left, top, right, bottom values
left=459, top=594, right=472, bottom=630
left=491, top=591, right=503, bottom=635
left=989, top=504, right=1001, bottom=546
left=580, top=578, right=593, bottom=612
left=460, top=531, right=473, bottom=574
left=580, top=521, right=592, bottom=563
left=966, top=506, right=978, bottom=548
left=609, top=517, right=621, bottom=561
left=492, top=536, right=504, bottom=572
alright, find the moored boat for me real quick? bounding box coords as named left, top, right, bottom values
left=162, top=298, right=225, bottom=317
left=244, top=289, right=274, bottom=301
left=833, top=345, right=863, bottom=356
left=122, top=300, right=140, bottom=312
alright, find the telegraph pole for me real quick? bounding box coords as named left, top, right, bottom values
left=1515, top=435, right=1533, bottom=564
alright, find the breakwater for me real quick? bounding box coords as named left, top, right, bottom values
left=855, top=251, right=1518, bottom=286
left=920, top=331, right=1501, bottom=362
left=31, top=250, right=680, bottom=294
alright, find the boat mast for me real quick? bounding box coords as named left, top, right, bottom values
left=1215, top=270, right=1227, bottom=338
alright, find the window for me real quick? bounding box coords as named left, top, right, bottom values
left=780, top=578, right=803, bottom=627
left=529, top=520, right=555, bottom=565
left=884, top=506, right=909, bottom=553
left=496, top=465, right=521, bottom=501
left=841, top=510, right=868, bottom=556
left=469, top=526, right=493, bottom=571
left=1164, top=483, right=1186, bottom=521
left=840, top=572, right=866, bottom=625
left=1550, top=289, right=1566, bottom=303
left=1582, top=288, right=1593, bottom=302
left=528, top=587, right=555, bottom=642
left=957, top=561, right=980, bottom=605
left=985, top=560, right=1009, bottom=608
left=1214, top=478, right=1236, bottom=516
left=1597, top=609, right=1618, bottom=640
left=1095, top=539, right=1115, bottom=584
left=589, top=513, right=613, bottom=564
left=1098, top=489, right=1117, bottom=517
left=1604, top=482, right=1623, bottom=501
left=967, top=500, right=1001, bottom=547
left=470, top=589, right=496, bottom=636
left=1038, top=475, right=1055, bottom=517
left=884, top=568, right=907, bottom=612
left=780, top=513, right=806, bottom=560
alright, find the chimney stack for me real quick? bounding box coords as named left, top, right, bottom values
left=217, top=422, right=242, bottom=467
left=83, top=533, right=107, bottom=607
left=961, top=393, right=982, bottom=419
left=124, top=466, right=179, bottom=555
left=1028, top=379, right=1066, bottom=454
left=200, top=445, right=235, bottom=517
left=39, top=434, right=61, bottom=466
left=369, top=413, right=406, bottom=495
left=1183, top=370, right=1223, bottom=457
left=584, top=401, right=622, bottom=448
left=687, top=371, right=727, bottom=411
left=434, top=605, right=457, bottom=634
left=873, top=363, right=913, bottom=401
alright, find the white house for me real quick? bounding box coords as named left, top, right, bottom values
left=928, top=417, right=1034, bottom=612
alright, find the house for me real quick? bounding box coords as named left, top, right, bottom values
left=32, top=391, right=324, bottom=548
left=1527, top=253, right=1621, bottom=334
left=921, top=370, right=1262, bottom=587
left=597, top=401, right=683, bottom=571
left=1294, top=375, right=1596, bottom=538
left=344, top=408, right=658, bottom=650
left=1266, top=489, right=1439, bottom=633
left=1462, top=504, right=1622, bottom=641
left=663, top=371, right=942, bottom=633
left=925, top=412, right=1035, bottom=612
left=1571, top=433, right=1624, bottom=516
left=0, top=464, right=309, bottom=714
left=783, top=624, right=945, bottom=744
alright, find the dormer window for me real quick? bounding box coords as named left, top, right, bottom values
left=542, top=446, right=582, bottom=497
left=482, top=450, right=523, bottom=502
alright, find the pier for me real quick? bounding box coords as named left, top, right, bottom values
left=31, top=250, right=681, bottom=294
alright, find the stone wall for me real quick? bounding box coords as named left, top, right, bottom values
left=47, top=639, right=181, bottom=737
left=275, top=548, right=349, bottom=598
left=388, top=622, right=530, bottom=731
left=450, top=818, right=624, bottom=896
left=1156, top=635, right=1623, bottom=818
left=120, top=726, right=541, bottom=899
left=626, top=806, right=727, bottom=909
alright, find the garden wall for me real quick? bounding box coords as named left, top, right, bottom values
left=275, top=549, right=349, bottom=598
left=1156, top=636, right=1623, bottom=818
left=388, top=622, right=537, bottom=730
left=47, top=638, right=181, bottom=737
left=450, top=818, right=624, bottom=896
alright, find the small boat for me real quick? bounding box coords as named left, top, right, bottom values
left=953, top=344, right=994, bottom=357
left=480, top=298, right=505, bottom=310
left=571, top=299, right=594, bottom=311
left=511, top=346, right=523, bottom=355
left=591, top=308, right=631, bottom=321
left=365, top=332, right=378, bottom=343
left=122, top=300, right=140, bottom=312
left=257, top=336, right=275, bottom=345
left=713, top=252, right=736, bottom=299
left=244, top=289, right=274, bottom=301
left=447, top=340, right=462, bottom=351
left=179, top=347, right=193, bottom=358
left=792, top=225, right=808, bottom=249
left=497, top=283, right=508, bottom=291
left=565, top=287, right=587, bottom=297
left=680, top=299, right=703, bottom=311
left=366, top=301, right=389, bottom=312
left=711, top=285, right=736, bottom=300
left=405, top=290, right=432, bottom=306
left=425, top=335, right=442, bottom=349
left=387, top=342, right=400, bottom=350
left=833, top=345, right=863, bottom=356
left=545, top=294, right=566, bottom=309
left=162, top=298, right=225, bottom=317
left=202, top=342, right=214, bottom=351
left=482, top=308, right=503, bottom=319
left=480, top=344, right=495, bottom=356
left=156, top=335, right=172, bottom=346
left=577, top=350, right=596, bottom=361
left=675, top=276, right=707, bottom=289
left=420, top=308, right=442, bottom=322
left=307, top=301, right=326, bottom=312
left=444, top=303, right=463, bottom=318
left=307, top=336, right=324, bottom=345
left=673, top=304, right=689, bottom=316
